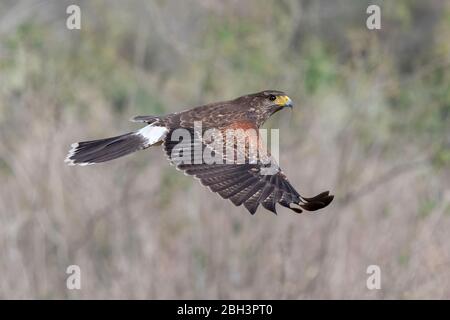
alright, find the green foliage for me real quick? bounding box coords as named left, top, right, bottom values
left=432, top=147, right=450, bottom=169
left=134, top=87, right=165, bottom=115
left=303, top=41, right=337, bottom=94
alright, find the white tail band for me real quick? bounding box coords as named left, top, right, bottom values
left=135, top=125, right=168, bottom=147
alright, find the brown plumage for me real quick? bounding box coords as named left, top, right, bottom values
left=65, top=90, right=334, bottom=215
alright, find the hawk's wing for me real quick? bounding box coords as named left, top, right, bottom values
left=162, top=121, right=333, bottom=215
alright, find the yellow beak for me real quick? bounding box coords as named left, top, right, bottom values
left=274, top=95, right=293, bottom=108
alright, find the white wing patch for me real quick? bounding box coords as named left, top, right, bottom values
left=135, top=125, right=169, bottom=147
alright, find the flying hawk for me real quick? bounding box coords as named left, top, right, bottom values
left=65, top=90, right=333, bottom=214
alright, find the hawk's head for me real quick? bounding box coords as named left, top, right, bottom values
left=236, top=90, right=293, bottom=126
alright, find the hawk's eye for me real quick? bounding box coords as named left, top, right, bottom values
left=268, top=94, right=276, bottom=101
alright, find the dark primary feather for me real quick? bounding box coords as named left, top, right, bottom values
left=163, top=127, right=333, bottom=215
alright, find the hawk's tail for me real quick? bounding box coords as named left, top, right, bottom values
left=65, top=125, right=168, bottom=166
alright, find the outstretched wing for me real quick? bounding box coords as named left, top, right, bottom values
left=162, top=121, right=333, bottom=215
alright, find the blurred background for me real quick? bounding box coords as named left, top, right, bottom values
left=0, top=0, right=449, bottom=299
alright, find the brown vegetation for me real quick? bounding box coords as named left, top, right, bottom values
left=0, top=0, right=449, bottom=299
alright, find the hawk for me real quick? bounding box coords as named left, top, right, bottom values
left=65, top=90, right=333, bottom=214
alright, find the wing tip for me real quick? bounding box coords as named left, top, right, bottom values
left=299, top=191, right=334, bottom=211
